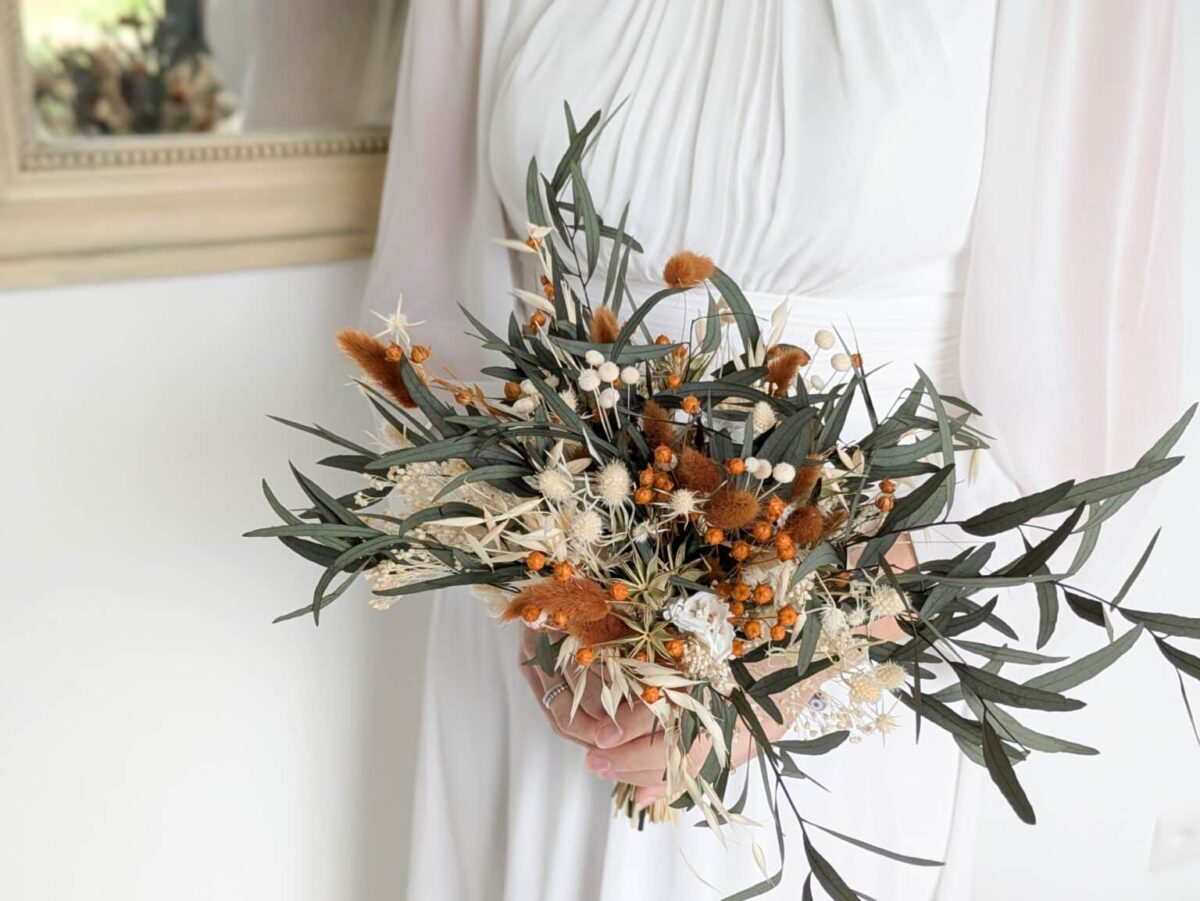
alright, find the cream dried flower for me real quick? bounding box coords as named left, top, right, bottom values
left=668, top=488, right=699, bottom=518
left=871, top=586, right=908, bottom=618
left=595, top=460, right=632, bottom=507
left=578, top=369, right=601, bottom=392
left=751, top=400, right=778, bottom=434
left=570, top=509, right=604, bottom=545
left=874, top=661, right=907, bottom=691
left=847, top=671, right=882, bottom=705
left=536, top=469, right=575, bottom=502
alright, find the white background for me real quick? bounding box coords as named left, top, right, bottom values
left=2, top=8, right=1199, bottom=900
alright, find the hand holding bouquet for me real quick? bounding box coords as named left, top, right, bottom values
left=250, top=107, right=1198, bottom=898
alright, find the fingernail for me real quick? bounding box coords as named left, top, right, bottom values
left=585, top=754, right=611, bottom=773
left=596, top=721, right=624, bottom=748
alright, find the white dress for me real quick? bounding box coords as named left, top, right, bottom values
left=363, top=3, right=1181, bottom=899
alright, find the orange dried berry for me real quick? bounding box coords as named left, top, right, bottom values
left=383, top=343, right=404, bottom=363
left=876, top=495, right=896, bottom=512
left=665, top=373, right=684, bottom=389
left=553, top=562, right=574, bottom=582
left=743, top=621, right=763, bottom=640
left=752, top=521, right=773, bottom=542
left=633, top=650, right=648, bottom=663
left=731, top=582, right=752, bottom=603
left=726, top=457, right=746, bottom=476
left=770, top=625, right=786, bottom=642
left=654, top=444, right=674, bottom=464
left=609, top=582, right=629, bottom=602
left=880, top=478, right=897, bottom=494
left=410, top=345, right=431, bottom=364
left=641, top=685, right=662, bottom=704
left=766, top=496, right=787, bottom=520
left=731, top=639, right=746, bottom=658
left=681, top=395, right=701, bottom=415
left=551, top=611, right=569, bottom=629
left=728, top=601, right=745, bottom=616
left=731, top=540, right=751, bottom=562
left=851, top=353, right=863, bottom=369
left=777, top=545, right=796, bottom=562
left=666, top=639, right=686, bottom=659
left=654, top=473, right=674, bottom=491
left=525, top=236, right=541, bottom=250
left=673, top=345, right=689, bottom=359
left=777, top=605, right=798, bottom=627
left=504, top=381, right=523, bottom=401
left=521, top=604, right=541, bottom=623
left=639, top=467, right=657, bottom=488
left=529, top=310, right=548, bottom=329
left=576, top=648, right=595, bottom=667
left=705, top=527, right=725, bottom=545
left=655, top=334, right=672, bottom=346
left=526, top=551, right=547, bottom=572
left=543, top=283, right=556, bottom=300
left=774, top=532, right=794, bottom=549
left=635, top=487, right=655, bottom=505
left=713, top=580, right=730, bottom=597
left=753, top=583, right=774, bottom=605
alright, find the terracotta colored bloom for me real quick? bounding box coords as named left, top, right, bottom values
left=663, top=251, right=715, bottom=288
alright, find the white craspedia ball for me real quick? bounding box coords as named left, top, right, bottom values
left=536, top=469, right=575, bottom=502
left=871, top=586, right=908, bottom=618
left=598, top=387, right=620, bottom=409
left=847, top=671, right=882, bottom=705
left=751, top=400, right=777, bottom=434
left=570, top=509, right=604, bottom=545
left=743, top=456, right=759, bottom=473
left=668, top=488, right=699, bottom=517
left=584, top=350, right=604, bottom=366
left=519, top=379, right=537, bottom=396
left=753, top=458, right=774, bottom=480
left=595, top=460, right=632, bottom=506
left=772, top=462, right=796, bottom=483
left=546, top=374, right=560, bottom=388
left=809, top=374, right=826, bottom=391
left=831, top=352, right=853, bottom=372
left=620, top=366, right=641, bottom=385
left=577, top=369, right=601, bottom=392
left=815, top=329, right=836, bottom=350
left=874, top=662, right=907, bottom=692
left=598, top=361, right=620, bottom=382
left=512, top=396, right=537, bottom=414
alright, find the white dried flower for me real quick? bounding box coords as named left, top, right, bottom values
left=570, top=509, right=604, bottom=545
left=631, top=522, right=654, bottom=543
left=665, top=591, right=736, bottom=661
left=369, top=596, right=396, bottom=611
left=743, top=456, right=759, bottom=473
left=871, top=586, right=908, bottom=618
left=546, top=375, right=560, bottom=388
left=519, top=379, right=537, bottom=396
left=846, top=608, right=868, bottom=628
left=831, top=353, right=853, bottom=372
left=577, top=369, right=601, bottom=392
left=598, top=361, right=620, bottom=382
left=874, top=712, right=898, bottom=734
left=512, top=396, right=537, bottom=414
left=585, top=350, right=604, bottom=366
left=847, top=671, right=882, bottom=705
left=668, top=489, right=699, bottom=517
left=558, top=387, right=578, bottom=409
left=815, top=329, right=835, bottom=350
left=620, top=366, right=640, bottom=385
left=821, top=606, right=849, bottom=634
left=874, top=662, right=907, bottom=691
left=595, top=460, right=632, bottom=506
left=751, top=400, right=777, bottom=434
left=536, top=469, right=575, bottom=502
left=772, top=462, right=796, bottom=483
left=809, top=374, right=826, bottom=391
left=598, top=387, right=620, bottom=409
left=753, top=458, right=774, bottom=480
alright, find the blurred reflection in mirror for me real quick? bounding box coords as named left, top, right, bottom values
left=21, top=0, right=405, bottom=138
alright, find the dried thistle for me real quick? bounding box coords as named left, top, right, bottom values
left=783, top=506, right=825, bottom=546
left=641, top=399, right=676, bottom=448
left=704, top=487, right=760, bottom=531
left=662, top=251, right=715, bottom=289
left=336, top=329, right=417, bottom=408
left=790, top=459, right=823, bottom=504
left=590, top=306, right=620, bottom=344
left=674, top=446, right=724, bottom=495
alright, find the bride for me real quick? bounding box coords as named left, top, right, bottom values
left=363, top=2, right=1181, bottom=898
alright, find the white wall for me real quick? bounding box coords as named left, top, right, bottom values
left=0, top=262, right=429, bottom=900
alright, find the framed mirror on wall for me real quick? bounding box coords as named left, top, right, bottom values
left=0, top=0, right=407, bottom=288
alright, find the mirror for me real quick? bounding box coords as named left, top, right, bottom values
left=21, top=0, right=402, bottom=138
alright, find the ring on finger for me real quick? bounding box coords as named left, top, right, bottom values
left=542, top=681, right=570, bottom=709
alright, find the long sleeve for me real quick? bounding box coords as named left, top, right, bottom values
left=961, top=0, right=1182, bottom=493
left=363, top=0, right=529, bottom=379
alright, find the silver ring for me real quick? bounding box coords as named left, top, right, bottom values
left=542, top=681, right=569, bottom=709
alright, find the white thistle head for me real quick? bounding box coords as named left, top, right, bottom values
left=570, top=509, right=604, bottom=545
left=536, top=469, right=575, bottom=503
left=595, top=460, right=633, bottom=507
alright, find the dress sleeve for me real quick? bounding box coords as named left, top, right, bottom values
left=960, top=0, right=1182, bottom=493
left=362, top=0, right=519, bottom=378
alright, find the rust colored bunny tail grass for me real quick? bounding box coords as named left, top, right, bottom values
left=674, top=447, right=724, bottom=494
left=704, top=487, right=761, bottom=531
left=502, top=578, right=630, bottom=645
left=783, top=505, right=825, bottom=546
left=641, top=399, right=676, bottom=448
left=662, top=251, right=715, bottom=289
left=790, top=459, right=823, bottom=504
left=336, top=329, right=417, bottom=408
left=766, top=348, right=810, bottom=397
left=590, top=306, right=621, bottom=344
